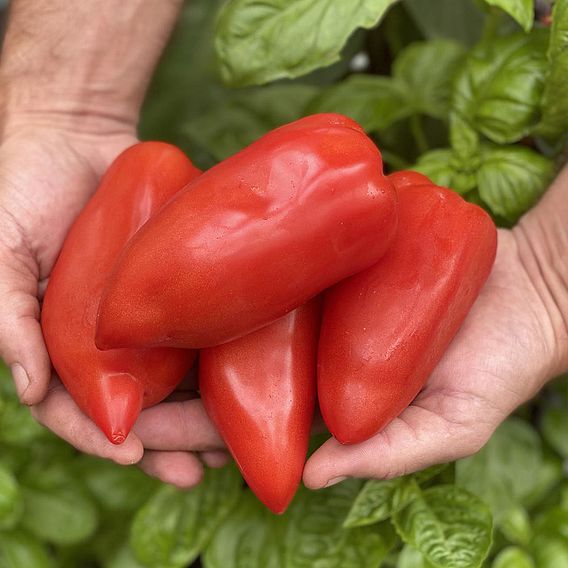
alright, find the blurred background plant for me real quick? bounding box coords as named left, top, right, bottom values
left=1, top=0, right=568, bottom=566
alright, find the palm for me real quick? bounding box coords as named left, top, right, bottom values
left=0, top=127, right=225, bottom=485
left=304, top=229, right=558, bottom=487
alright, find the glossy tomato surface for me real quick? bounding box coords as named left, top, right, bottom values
left=318, top=171, right=498, bottom=444
left=42, top=142, right=199, bottom=444
left=96, top=114, right=398, bottom=350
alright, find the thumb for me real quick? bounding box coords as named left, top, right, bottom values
left=0, top=256, right=51, bottom=405
left=303, top=405, right=493, bottom=489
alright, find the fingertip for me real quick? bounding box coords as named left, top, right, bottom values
left=200, top=450, right=232, bottom=468
left=139, top=451, right=204, bottom=489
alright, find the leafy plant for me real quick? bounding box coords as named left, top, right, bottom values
left=2, top=0, right=568, bottom=566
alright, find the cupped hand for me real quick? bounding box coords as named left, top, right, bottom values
left=0, top=117, right=225, bottom=487
left=304, top=221, right=568, bottom=488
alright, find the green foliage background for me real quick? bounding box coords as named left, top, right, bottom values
left=2, top=0, right=568, bottom=566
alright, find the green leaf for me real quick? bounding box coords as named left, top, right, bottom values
left=393, top=40, right=467, bottom=119
left=398, top=545, right=432, bottom=568
left=286, top=480, right=396, bottom=567
left=185, top=84, right=318, bottom=161
left=492, top=547, right=535, bottom=568
left=450, top=112, right=480, bottom=160
left=20, top=463, right=98, bottom=546
left=343, top=479, right=400, bottom=528
left=534, top=507, right=568, bottom=541
left=412, top=464, right=450, bottom=486
left=404, top=0, right=485, bottom=46
left=484, top=0, right=535, bottom=31
left=393, top=485, right=492, bottom=568
left=413, top=149, right=478, bottom=194
left=0, top=531, right=55, bottom=568
left=104, top=545, right=147, bottom=568
left=456, top=418, right=543, bottom=524
left=452, top=31, right=548, bottom=144
left=531, top=536, right=568, bottom=568
left=476, top=144, right=553, bottom=220
left=203, top=492, right=285, bottom=568
left=537, top=0, right=568, bottom=140
left=522, top=452, right=563, bottom=509
left=215, top=0, right=399, bottom=86
left=130, top=465, right=242, bottom=568
left=542, top=407, right=568, bottom=458
left=0, top=400, right=46, bottom=446
left=499, top=505, right=532, bottom=546
left=78, top=456, right=159, bottom=513
left=0, top=464, right=23, bottom=530
left=308, top=75, right=409, bottom=132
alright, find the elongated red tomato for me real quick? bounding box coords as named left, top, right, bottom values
left=96, top=114, right=398, bottom=350
left=42, top=142, right=200, bottom=444
left=318, top=171, right=498, bottom=444
left=200, top=299, right=320, bottom=514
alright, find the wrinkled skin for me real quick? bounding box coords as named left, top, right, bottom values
left=0, top=120, right=227, bottom=486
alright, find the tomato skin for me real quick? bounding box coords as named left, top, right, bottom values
left=318, top=171, right=498, bottom=445
left=199, top=299, right=320, bottom=514
left=41, top=142, right=200, bottom=444
left=96, top=114, right=398, bottom=350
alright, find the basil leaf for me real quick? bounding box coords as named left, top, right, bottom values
left=203, top=492, right=284, bottom=568
left=0, top=400, right=46, bottom=446
left=78, top=456, right=160, bottom=513
left=185, top=84, right=318, bottom=161
left=456, top=418, right=543, bottom=524
left=0, top=464, right=23, bottom=530
left=492, top=547, right=535, bottom=568
left=0, top=531, right=55, bottom=568
left=404, top=0, right=485, bottom=46
left=398, top=545, right=434, bottom=568
left=130, top=465, right=242, bottom=568
left=414, top=149, right=478, bottom=194
left=484, top=0, right=535, bottom=31
left=309, top=75, right=409, bottom=132
left=453, top=31, right=548, bottom=144
left=542, top=407, right=568, bottom=458
left=523, top=452, right=563, bottom=510
left=531, top=536, right=568, bottom=568
left=286, top=480, right=396, bottom=568
left=499, top=505, right=532, bottom=546
left=215, top=0, right=399, bottom=86
left=393, top=39, right=466, bottom=119
left=393, top=485, right=493, bottom=568
left=20, top=463, right=98, bottom=546
left=537, top=0, right=568, bottom=140
left=343, top=479, right=400, bottom=528
left=476, top=144, right=553, bottom=220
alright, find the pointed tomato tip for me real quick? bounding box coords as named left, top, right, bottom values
left=110, top=432, right=126, bottom=445
left=89, top=374, right=144, bottom=445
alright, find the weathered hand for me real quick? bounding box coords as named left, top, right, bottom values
left=0, top=120, right=225, bottom=487
left=304, top=217, right=568, bottom=488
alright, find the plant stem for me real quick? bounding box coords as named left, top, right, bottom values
left=481, top=7, right=502, bottom=45
left=410, top=114, right=429, bottom=155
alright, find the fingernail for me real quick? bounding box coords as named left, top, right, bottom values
left=11, top=364, right=30, bottom=401
left=324, top=476, right=348, bottom=488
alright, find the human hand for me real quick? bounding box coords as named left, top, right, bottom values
left=303, top=205, right=568, bottom=488
left=0, top=117, right=226, bottom=487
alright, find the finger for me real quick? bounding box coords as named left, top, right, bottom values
left=303, top=404, right=494, bottom=489
left=31, top=378, right=143, bottom=465
left=134, top=399, right=224, bottom=452
left=200, top=450, right=232, bottom=468
left=0, top=261, right=51, bottom=404
left=139, top=451, right=204, bottom=489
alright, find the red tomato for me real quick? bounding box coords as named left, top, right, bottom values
left=318, top=171, right=498, bottom=444
left=42, top=142, right=200, bottom=444
left=96, top=114, right=398, bottom=350
left=200, top=299, right=320, bottom=514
